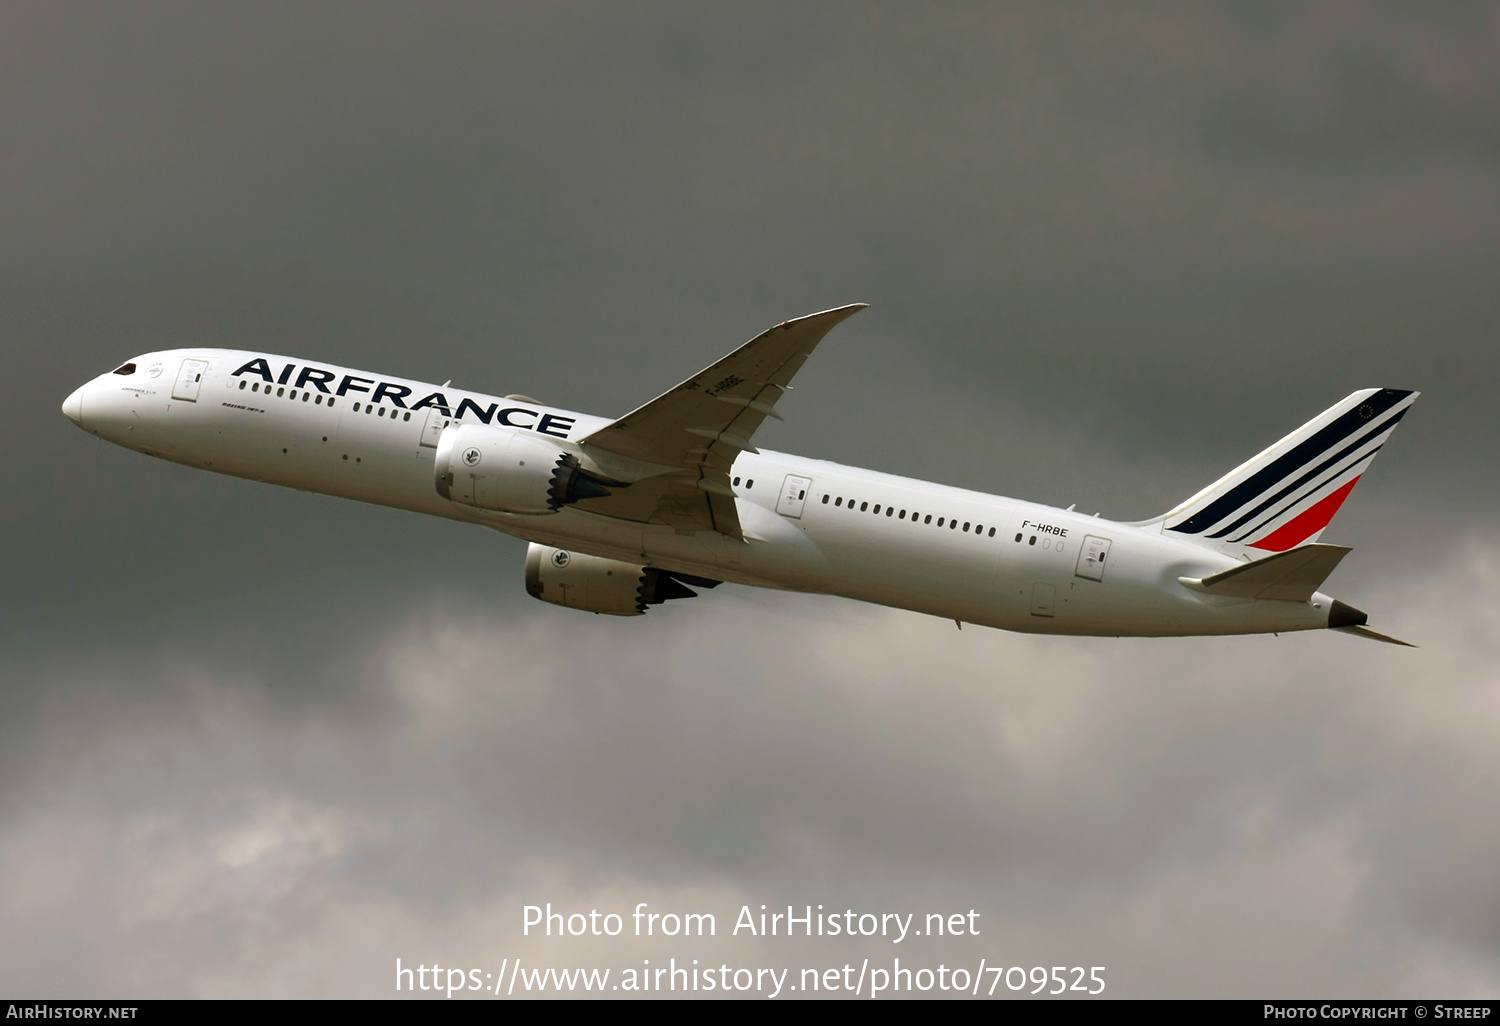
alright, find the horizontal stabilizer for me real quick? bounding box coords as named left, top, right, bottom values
left=1334, top=625, right=1417, bottom=647
left=1179, top=544, right=1351, bottom=601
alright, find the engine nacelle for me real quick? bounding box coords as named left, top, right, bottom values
left=524, top=544, right=707, bottom=616
left=434, top=423, right=615, bottom=514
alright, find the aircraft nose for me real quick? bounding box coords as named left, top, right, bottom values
left=62, top=384, right=86, bottom=427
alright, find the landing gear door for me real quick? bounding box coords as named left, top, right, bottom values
left=775, top=475, right=813, bottom=518
left=1076, top=535, right=1111, bottom=582
left=171, top=359, right=207, bottom=402
left=419, top=407, right=449, bottom=448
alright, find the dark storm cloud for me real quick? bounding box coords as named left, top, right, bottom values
left=2, top=543, right=1497, bottom=996
left=2, top=2, right=1497, bottom=998
left=1199, top=6, right=1500, bottom=168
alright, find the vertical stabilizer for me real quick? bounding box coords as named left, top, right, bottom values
left=1151, top=388, right=1418, bottom=553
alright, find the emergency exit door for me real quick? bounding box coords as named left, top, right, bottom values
left=775, top=475, right=813, bottom=518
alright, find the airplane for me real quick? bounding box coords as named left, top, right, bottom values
left=61, top=304, right=1417, bottom=644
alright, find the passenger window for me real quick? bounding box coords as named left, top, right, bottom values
left=822, top=495, right=830, bottom=504
left=899, top=510, right=906, bottom=519
left=379, top=407, right=386, bottom=417
left=277, top=387, right=285, bottom=397
left=886, top=507, right=894, bottom=517
left=964, top=522, right=971, bottom=532
left=860, top=502, right=868, bottom=512
left=353, top=403, right=361, bottom=412
left=988, top=527, right=996, bottom=537
left=238, top=380, right=247, bottom=390
left=873, top=504, right=881, bottom=514
left=316, top=395, right=323, bottom=405
left=329, top=399, right=336, bottom=408
left=733, top=477, right=741, bottom=486
left=937, top=517, right=944, bottom=527
left=290, top=389, right=298, bottom=399
left=746, top=479, right=753, bottom=489
left=1015, top=533, right=1022, bottom=542
left=924, top=515, right=932, bottom=524
left=404, top=412, right=411, bottom=421
left=252, top=382, right=260, bottom=392
left=950, top=520, right=958, bottom=530
left=303, top=393, right=310, bottom=402
left=1029, top=536, right=1037, bottom=545
left=835, top=497, right=842, bottom=506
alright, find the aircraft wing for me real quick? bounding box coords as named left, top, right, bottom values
left=574, top=304, right=867, bottom=538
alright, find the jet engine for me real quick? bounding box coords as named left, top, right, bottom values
left=524, top=544, right=717, bottom=616
left=434, top=423, right=618, bottom=514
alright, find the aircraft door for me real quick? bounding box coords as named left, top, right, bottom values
left=1076, top=535, right=1111, bottom=582
left=419, top=407, right=449, bottom=448
left=171, top=359, right=207, bottom=401
left=775, top=475, right=813, bottom=518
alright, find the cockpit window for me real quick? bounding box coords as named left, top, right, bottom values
left=112, top=362, right=137, bottom=375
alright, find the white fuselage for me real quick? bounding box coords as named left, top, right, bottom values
left=64, top=348, right=1338, bottom=637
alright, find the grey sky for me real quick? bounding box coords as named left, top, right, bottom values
left=2, top=2, right=1497, bottom=998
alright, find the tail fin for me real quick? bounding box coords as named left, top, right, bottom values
left=1153, top=388, right=1418, bottom=553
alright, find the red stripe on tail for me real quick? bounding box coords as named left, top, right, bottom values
left=1248, top=477, right=1362, bottom=552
